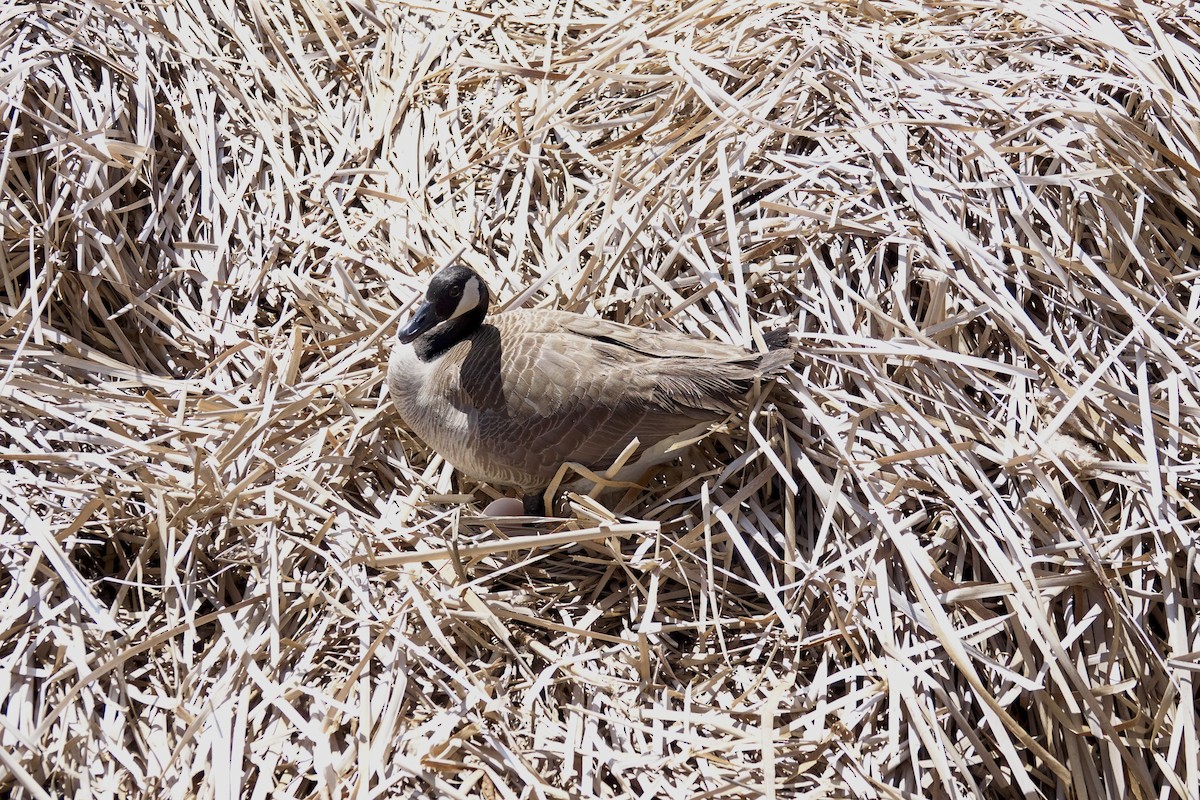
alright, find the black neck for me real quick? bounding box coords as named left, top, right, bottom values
left=413, top=305, right=488, bottom=362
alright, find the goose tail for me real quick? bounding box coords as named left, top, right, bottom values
left=755, top=328, right=795, bottom=376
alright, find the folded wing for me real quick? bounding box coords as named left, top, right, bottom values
left=450, top=310, right=790, bottom=486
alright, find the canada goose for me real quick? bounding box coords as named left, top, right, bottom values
left=387, top=264, right=793, bottom=515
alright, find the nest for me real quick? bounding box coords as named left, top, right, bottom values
left=2, top=0, right=1198, bottom=797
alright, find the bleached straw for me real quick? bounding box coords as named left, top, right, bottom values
left=2, top=0, right=1198, bottom=797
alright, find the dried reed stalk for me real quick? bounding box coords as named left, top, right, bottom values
left=2, top=0, right=1198, bottom=797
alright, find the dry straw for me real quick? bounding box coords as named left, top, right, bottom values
left=2, top=0, right=1198, bottom=797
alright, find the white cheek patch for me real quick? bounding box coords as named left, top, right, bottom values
left=446, top=278, right=481, bottom=321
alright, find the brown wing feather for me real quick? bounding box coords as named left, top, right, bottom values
left=442, top=310, right=789, bottom=487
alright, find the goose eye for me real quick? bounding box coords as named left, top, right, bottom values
left=449, top=286, right=463, bottom=298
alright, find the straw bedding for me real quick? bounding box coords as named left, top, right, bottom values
left=2, top=0, right=1198, bottom=797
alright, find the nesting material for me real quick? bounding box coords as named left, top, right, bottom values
left=2, top=0, right=1199, bottom=798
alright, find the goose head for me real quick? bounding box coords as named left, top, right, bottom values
left=397, top=265, right=491, bottom=358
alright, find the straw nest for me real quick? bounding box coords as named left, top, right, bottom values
left=3, top=0, right=1198, bottom=797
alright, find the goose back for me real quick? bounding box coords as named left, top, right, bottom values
left=388, top=309, right=791, bottom=492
